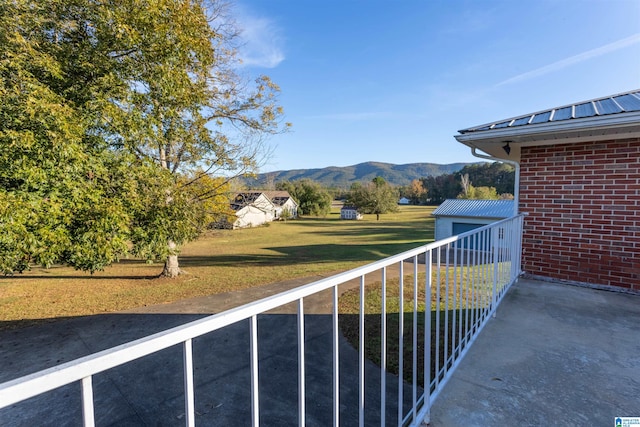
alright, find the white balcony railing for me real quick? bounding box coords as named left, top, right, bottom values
left=0, top=214, right=525, bottom=426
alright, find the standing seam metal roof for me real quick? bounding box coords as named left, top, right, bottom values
left=458, top=89, right=640, bottom=134
left=432, top=199, right=515, bottom=218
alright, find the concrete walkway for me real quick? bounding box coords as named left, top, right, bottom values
left=429, top=278, right=640, bottom=426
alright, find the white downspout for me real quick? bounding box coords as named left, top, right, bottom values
left=470, top=147, right=520, bottom=216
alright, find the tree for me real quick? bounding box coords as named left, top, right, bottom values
left=0, top=0, right=287, bottom=276
left=347, top=177, right=399, bottom=220
left=405, top=179, right=427, bottom=205
left=460, top=174, right=472, bottom=198
left=456, top=172, right=499, bottom=200
left=276, top=180, right=331, bottom=216
left=0, top=0, right=136, bottom=274
left=420, top=162, right=515, bottom=204
left=457, top=185, right=499, bottom=200
left=456, top=162, right=515, bottom=195
left=421, top=174, right=461, bottom=204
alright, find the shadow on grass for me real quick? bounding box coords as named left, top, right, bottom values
left=339, top=309, right=477, bottom=391
left=2, top=273, right=161, bottom=280
left=178, top=242, right=428, bottom=268
left=293, top=218, right=435, bottom=239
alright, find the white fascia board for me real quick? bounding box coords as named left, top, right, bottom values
left=455, top=111, right=640, bottom=144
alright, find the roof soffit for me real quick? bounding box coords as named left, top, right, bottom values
left=455, top=110, right=640, bottom=162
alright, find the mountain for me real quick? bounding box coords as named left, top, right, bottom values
left=247, top=161, right=476, bottom=188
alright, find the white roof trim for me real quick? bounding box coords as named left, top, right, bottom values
left=455, top=110, right=640, bottom=144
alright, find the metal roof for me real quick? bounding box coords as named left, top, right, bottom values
left=262, top=191, right=297, bottom=207
left=432, top=199, right=515, bottom=219
left=458, top=90, right=640, bottom=135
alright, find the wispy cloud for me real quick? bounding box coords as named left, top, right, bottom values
left=236, top=9, right=285, bottom=68
left=496, top=33, right=640, bottom=87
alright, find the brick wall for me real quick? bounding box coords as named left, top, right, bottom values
left=520, top=138, right=640, bottom=291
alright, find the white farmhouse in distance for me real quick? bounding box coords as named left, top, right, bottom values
left=231, top=192, right=276, bottom=229
left=263, top=191, right=299, bottom=220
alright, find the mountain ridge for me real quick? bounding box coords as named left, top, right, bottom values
left=248, top=161, right=477, bottom=188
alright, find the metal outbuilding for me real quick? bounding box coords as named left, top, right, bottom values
left=432, top=199, right=514, bottom=241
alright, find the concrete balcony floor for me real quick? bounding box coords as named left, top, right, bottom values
left=429, top=278, right=640, bottom=426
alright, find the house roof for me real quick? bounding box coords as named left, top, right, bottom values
left=458, top=90, right=640, bottom=135
left=231, top=192, right=273, bottom=211
left=262, top=191, right=297, bottom=207
left=432, top=199, right=515, bottom=219
left=454, top=89, right=640, bottom=161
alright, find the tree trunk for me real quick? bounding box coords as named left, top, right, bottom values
left=161, top=240, right=182, bottom=278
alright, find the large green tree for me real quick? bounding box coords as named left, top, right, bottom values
left=0, top=0, right=287, bottom=276
left=276, top=179, right=331, bottom=216
left=347, top=177, right=399, bottom=220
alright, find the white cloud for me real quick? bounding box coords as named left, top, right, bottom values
left=496, top=33, right=640, bottom=87
left=235, top=9, right=285, bottom=69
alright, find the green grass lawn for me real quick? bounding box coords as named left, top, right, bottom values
left=0, top=206, right=435, bottom=328
left=338, top=268, right=497, bottom=389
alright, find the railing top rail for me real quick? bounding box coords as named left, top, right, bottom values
left=0, top=214, right=525, bottom=409
left=423, top=213, right=524, bottom=248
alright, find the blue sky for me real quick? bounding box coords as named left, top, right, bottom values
left=231, top=0, right=640, bottom=172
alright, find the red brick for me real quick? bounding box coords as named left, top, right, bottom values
left=520, top=139, right=640, bottom=290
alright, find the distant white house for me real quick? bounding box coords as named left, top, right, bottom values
left=398, top=197, right=410, bottom=205
left=432, top=199, right=514, bottom=247
left=341, top=205, right=363, bottom=220
left=263, top=191, right=299, bottom=220
left=231, top=192, right=276, bottom=229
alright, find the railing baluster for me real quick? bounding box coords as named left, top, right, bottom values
left=444, top=244, right=450, bottom=376
left=183, top=339, right=195, bottom=427
left=424, top=249, right=432, bottom=421
left=412, top=256, right=418, bottom=423
left=491, top=229, right=499, bottom=317
left=397, top=261, right=404, bottom=427
left=81, top=376, right=95, bottom=427
left=465, top=238, right=471, bottom=345
left=250, top=315, right=259, bottom=427
left=458, top=242, right=464, bottom=350
left=435, top=247, right=441, bottom=387
left=380, top=267, right=387, bottom=427
left=510, top=220, right=516, bottom=281
left=471, top=236, right=476, bottom=335
left=481, top=229, right=488, bottom=320
left=332, top=285, right=340, bottom=427
left=359, top=275, right=366, bottom=427
left=297, top=298, right=306, bottom=427
left=476, top=230, right=481, bottom=318
left=451, top=240, right=457, bottom=360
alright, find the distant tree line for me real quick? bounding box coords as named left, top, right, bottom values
left=254, top=163, right=515, bottom=219
left=401, top=162, right=515, bottom=204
